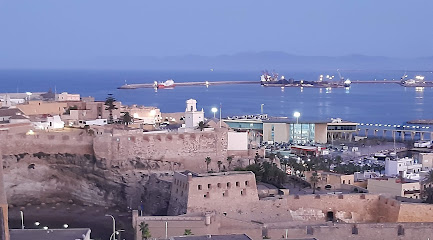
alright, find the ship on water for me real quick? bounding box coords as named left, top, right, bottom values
left=260, top=70, right=351, bottom=88
left=156, top=79, right=175, bottom=89
left=400, top=74, right=433, bottom=87
left=260, top=71, right=290, bottom=86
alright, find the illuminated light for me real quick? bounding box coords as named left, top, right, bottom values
left=26, top=92, right=32, bottom=96
left=426, top=127, right=430, bottom=129
left=43, top=226, right=48, bottom=230
left=63, top=224, right=69, bottom=228
left=393, top=125, right=396, bottom=127
left=35, top=222, right=40, bottom=226
left=211, top=107, right=218, bottom=113
left=205, top=81, right=209, bottom=85
left=360, top=123, right=364, bottom=126
left=397, top=125, right=400, bottom=127
left=26, top=130, right=35, bottom=135
left=293, top=112, right=301, bottom=118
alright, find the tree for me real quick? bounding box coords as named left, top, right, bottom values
left=226, top=156, right=233, bottom=169
left=139, top=222, right=151, bottom=240
left=205, top=157, right=212, bottom=172
left=217, top=160, right=223, bottom=172
left=105, top=94, right=118, bottom=124
left=254, top=153, right=260, bottom=164
left=310, top=171, right=319, bottom=194
left=422, top=170, right=433, bottom=203
left=184, top=229, right=193, bottom=235
left=122, top=112, right=133, bottom=126
left=197, top=121, right=208, bottom=131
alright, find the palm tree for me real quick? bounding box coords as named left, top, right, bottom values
left=422, top=170, right=433, bottom=203
left=122, top=112, right=133, bottom=126
left=217, top=160, right=223, bottom=172
left=184, top=229, right=193, bottom=235
left=254, top=153, right=260, bottom=164
left=205, top=157, right=212, bottom=172
left=104, top=94, right=118, bottom=124
left=197, top=121, right=208, bottom=131
left=310, top=171, right=319, bottom=194
left=139, top=222, right=151, bottom=240
left=226, top=156, right=233, bottom=169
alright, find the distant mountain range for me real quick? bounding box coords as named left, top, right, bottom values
left=2, top=51, right=433, bottom=71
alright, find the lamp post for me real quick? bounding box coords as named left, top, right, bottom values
left=260, top=104, right=264, bottom=115
left=293, top=112, right=301, bottom=143
left=293, top=111, right=300, bottom=124
left=211, top=107, right=218, bottom=119
left=105, top=214, right=116, bottom=240
left=20, top=210, right=24, bottom=229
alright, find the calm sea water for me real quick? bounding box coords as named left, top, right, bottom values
left=1, top=69, right=433, bottom=125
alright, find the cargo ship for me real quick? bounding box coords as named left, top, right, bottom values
left=260, top=71, right=290, bottom=86
left=157, top=79, right=175, bottom=89
left=260, top=70, right=351, bottom=88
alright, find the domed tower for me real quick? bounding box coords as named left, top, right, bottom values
left=184, top=99, right=204, bottom=129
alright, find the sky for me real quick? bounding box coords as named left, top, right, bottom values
left=0, top=0, right=433, bottom=68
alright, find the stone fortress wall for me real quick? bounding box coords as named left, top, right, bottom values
left=0, top=128, right=240, bottom=207
left=167, top=171, right=259, bottom=216
left=93, top=129, right=230, bottom=173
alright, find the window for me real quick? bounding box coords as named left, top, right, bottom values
left=236, top=182, right=240, bottom=187
left=227, top=182, right=231, bottom=188
left=208, top=184, right=212, bottom=189
left=241, top=189, right=246, bottom=196
left=217, top=183, right=221, bottom=188
left=348, top=180, right=351, bottom=184
left=343, top=180, right=345, bottom=184
left=198, top=185, right=202, bottom=190
left=245, top=181, right=249, bottom=186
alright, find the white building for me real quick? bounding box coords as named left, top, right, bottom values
left=55, top=92, right=80, bottom=102
left=33, top=115, right=65, bottom=130
left=385, top=157, right=422, bottom=180
left=354, top=171, right=381, bottom=182
left=183, top=99, right=204, bottom=129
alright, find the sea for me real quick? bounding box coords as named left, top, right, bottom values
left=1, top=69, right=433, bottom=125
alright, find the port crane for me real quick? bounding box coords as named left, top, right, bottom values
left=337, top=69, right=344, bottom=84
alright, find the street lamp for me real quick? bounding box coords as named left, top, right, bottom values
left=20, top=210, right=24, bottom=229
left=105, top=214, right=116, bottom=240
left=211, top=107, right=218, bottom=119
left=293, top=112, right=301, bottom=124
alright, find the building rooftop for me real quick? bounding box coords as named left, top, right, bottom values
left=170, top=234, right=252, bottom=240
left=0, top=108, right=23, bottom=117
left=180, top=170, right=254, bottom=178
left=9, top=228, right=91, bottom=240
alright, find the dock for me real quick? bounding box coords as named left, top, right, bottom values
left=118, top=80, right=433, bottom=89
left=118, top=81, right=257, bottom=89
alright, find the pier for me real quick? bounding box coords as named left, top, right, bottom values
left=118, top=80, right=433, bottom=89
left=118, top=81, right=256, bottom=89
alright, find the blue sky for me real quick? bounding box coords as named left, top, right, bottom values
left=0, top=0, right=432, bottom=63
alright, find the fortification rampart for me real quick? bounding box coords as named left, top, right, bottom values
left=0, top=132, right=94, bottom=156
left=266, top=222, right=433, bottom=240
left=93, top=130, right=229, bottom=172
